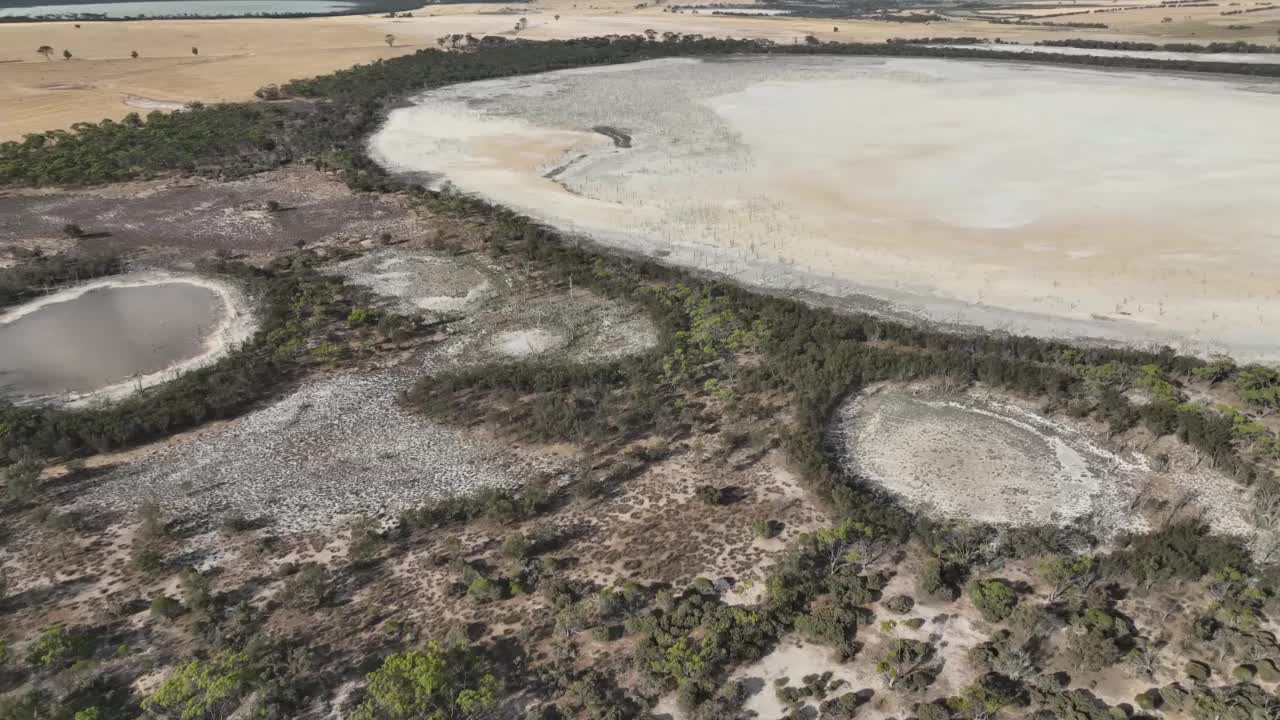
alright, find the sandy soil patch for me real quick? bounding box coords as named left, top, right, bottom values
left=837, top=383, right=1256, bottom=538
left=121, top=93, right=188, bottom=110
left=0, top=270, right=256, bottom=405
left=370, top=56, right=1280, bottom=359
left=490, top=327, right=565, bottom=356
left=333, top=248, right=502, bottom=315
left=728, top=637, right=867, bottom=719
left=423, top=286, right=660, bottom=369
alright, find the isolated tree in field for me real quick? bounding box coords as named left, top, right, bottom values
left=37, top=45, right=54, bottom=60
left=62, top=49, right=72, bottom=60
left=131, top=50, right=138, bottom=58
left=384, top=33, right=395, bottom=47
left=554, top=13, right=560, bottom=19
left=191, top=46, right=198, bottom=55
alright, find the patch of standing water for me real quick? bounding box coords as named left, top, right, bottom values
left=0, top=284, right=216, bottom=397
left=0, top=273, right=254, bottom=404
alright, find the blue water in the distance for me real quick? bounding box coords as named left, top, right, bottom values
left=0, top=0, right=356, bottom=16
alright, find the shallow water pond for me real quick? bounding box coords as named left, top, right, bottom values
left=0, top=282, right=224, bottom=399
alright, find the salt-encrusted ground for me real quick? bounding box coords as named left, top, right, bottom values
left=74, top=252, right=659, bottom=530
left=369, top=56, right=1280, bottom=359
left=333, top=248, right=506, bottom=316
left=72, top=368, right=539, bottom=531
left=836, top=382, right=1256, bottom=538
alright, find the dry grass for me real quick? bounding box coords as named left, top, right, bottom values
left=2, top=0, right=1276, bottom=140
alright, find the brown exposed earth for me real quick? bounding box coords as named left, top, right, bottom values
left=0, top=166, right=417, bottom=256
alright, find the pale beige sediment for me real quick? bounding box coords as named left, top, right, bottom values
left=369, top=56, right=1280, bottom=357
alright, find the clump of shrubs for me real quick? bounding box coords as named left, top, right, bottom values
left=969, top=578, right=1018, bottom=623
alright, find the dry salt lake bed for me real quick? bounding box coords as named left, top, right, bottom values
left=369, top=55, right=1280, bottom=359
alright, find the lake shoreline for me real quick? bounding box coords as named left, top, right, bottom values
left=0, top=271, right=256, bottom=406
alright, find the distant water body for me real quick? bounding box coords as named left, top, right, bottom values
left=0, top=0, right=355, bottom=17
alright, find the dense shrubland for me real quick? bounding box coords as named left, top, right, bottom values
left=0, top=105, right=291, bottom=186
left=1038, top=38, right=1280, bottom=53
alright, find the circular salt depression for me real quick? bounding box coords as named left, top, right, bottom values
left=837, top=385, right=1138, bottom=528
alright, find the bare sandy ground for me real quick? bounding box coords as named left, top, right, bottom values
left=2, top=0, right=1276, bottom=139
left=369, top=55, right=1280, bottom=358
left=838, top=384, right=1138, bottom=530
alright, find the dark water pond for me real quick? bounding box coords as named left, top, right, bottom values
left=0, top=282, right=223, bottom=399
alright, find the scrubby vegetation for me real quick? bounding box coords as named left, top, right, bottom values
left=1038, top=37, right=1280, bottom=53
left=0, top=250, right=124, bottom=309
